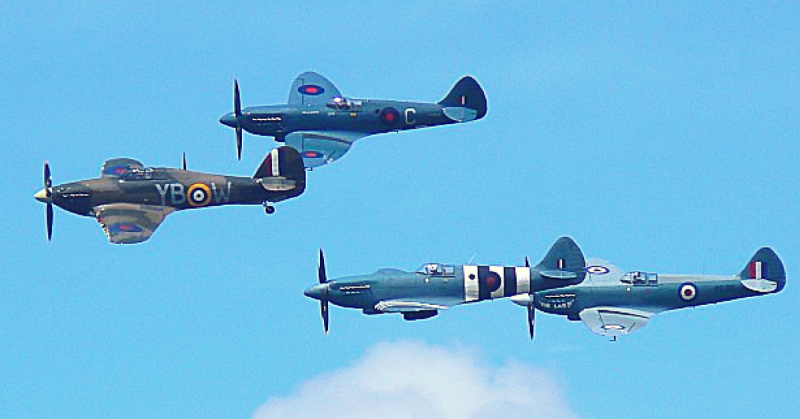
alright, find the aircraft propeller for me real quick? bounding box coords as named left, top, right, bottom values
left=43, top=162, right=54, bottom=240
left=318, top=249, right=330, bottom=334
left=182, top=153, right=187, bottom=171
left=525, top=256, right=535, bottom=339
left=234, top=79, right=243, bottom=160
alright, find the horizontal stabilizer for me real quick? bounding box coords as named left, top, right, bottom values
left=258, top=177, right=298, bottom=192
left=539, top=270, right=579, bottom=280
left=741, top=279, right=778, bottom=293
left=443, top=107, right=478, bottom=122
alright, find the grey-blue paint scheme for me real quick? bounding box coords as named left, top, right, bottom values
left=220, top=72, right=487, bottom=168
left=523, top=247, right=786, bottom=339
left=305, top=237, right=585, bottom=336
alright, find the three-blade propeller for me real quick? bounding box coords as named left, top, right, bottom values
left=44, top=162, right=53, bottom=241
left=234, top=79, right=243, bottom=160
left=318, top=249, right=330, bottom=334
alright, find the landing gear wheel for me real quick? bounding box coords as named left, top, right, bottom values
left=264, top=205, right=275, bottom=215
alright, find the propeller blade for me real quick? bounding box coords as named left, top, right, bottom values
left=182, top=153, right=187, bottom=171
left=528, top=304, right=535, bottom=340
left=236, top=126, right=243, bottom=160
left=525, top=256, right=530, bottom=268
left=321, top=299, right=329, bottom=334
left=46, top=202, right=53, bottom=241
left=318, top=249, right=327, bottom=284
left=234, top=79, right=241, bottom=118
left=44, top=161, right=52, bottom=195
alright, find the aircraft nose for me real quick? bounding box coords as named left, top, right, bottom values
left=34, top=189, right=50, bottom=203
left=304, top=283, right=328, bottom=300
left=219, top=112, right=237, bottom=128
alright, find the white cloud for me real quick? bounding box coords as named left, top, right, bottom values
left=252, top=341, right=580, bottom=419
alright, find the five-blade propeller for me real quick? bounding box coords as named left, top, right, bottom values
left=318, top=249, right=330, bottom=334
left=234, top=79, right=243, bottom=160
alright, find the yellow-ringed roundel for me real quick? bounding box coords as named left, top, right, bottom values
left=187, top=183, right=212, bottom=207
left=679, top=283, right=697, bottom=301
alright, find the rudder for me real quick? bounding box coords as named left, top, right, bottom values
left=537, top=237, right=587, bottom=281
left=438, top=76, right=488, bottom=120
left=254, top=146, right=307, bottom=197
left=739, top=247, right=786, bottom=292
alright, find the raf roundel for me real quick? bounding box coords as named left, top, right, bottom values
left=298, top=84, right=325, bottom=96
left=679, top=283, right=697, bottom=301
left=187, top=183, right=212, bottom=207
left=380, top=107, right=401, bottom=126
left=482, top=271, right=502, bottom=293
left=586, top=266, right=610, bottom=275
left=109, top=223, right=143, bottom=233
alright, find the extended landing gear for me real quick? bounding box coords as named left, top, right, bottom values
left=263, top=202, right=275, bottom=214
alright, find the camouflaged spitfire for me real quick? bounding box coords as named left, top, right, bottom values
left=35, top=146, right=305, bottom=244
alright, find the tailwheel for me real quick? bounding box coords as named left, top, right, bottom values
left=264, top=205, right=275, bottom=215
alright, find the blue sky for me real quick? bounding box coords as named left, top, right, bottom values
left=2, top=1, right=798, bottom=418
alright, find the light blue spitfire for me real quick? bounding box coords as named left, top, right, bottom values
left=523, top=247, right=786, bottom=340
left=220, top=72, right=487, bottom=168
left=305, top=237, right=586, bottom=336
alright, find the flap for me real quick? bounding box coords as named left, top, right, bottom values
left=101, top=158, right=144, bottom=178
left=94, top=203, right=175, bottom=244
left=579, top=307, right=654, bottom=337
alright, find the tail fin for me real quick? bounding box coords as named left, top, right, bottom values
left=739, top=247, right=786, bottom=293
left=536, top=237, right=587, bottom=281
left=254, top=146, right=307, bottom=196
left=438, top=76, right=487, bottom=121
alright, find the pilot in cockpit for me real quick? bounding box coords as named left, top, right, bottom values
left=331, top=96, right=348, bottom=109
left=427, top=263, right=439, bottom=275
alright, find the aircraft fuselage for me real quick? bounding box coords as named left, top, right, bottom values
left=534, top=275, right=777, bottom=320
left=230, top=100, right=455, bottom=139
left=308, top=263, right=583, bottom=316
left=48, top=168, right=298, bottom=217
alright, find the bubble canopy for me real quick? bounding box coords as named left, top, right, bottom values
left=415, top=263, right=456, bottom=276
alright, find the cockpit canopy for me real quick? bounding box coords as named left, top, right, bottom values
left=620, top=271, right=658, bottom=286
left=120, top=167, right=156, bottom=181
left=415, top=263, right=455, bottom=277
left=326, top=96, right=362, bottom=111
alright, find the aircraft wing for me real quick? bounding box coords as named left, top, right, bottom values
left=578, top=307, right=654, bottom=338
left=287, top=72, right=342, bottom=107
left=374, top=298, right=459, bottom=313
left=94, top=203, right=175, bottom=244
left=285, top=131, right=365, bottom=168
